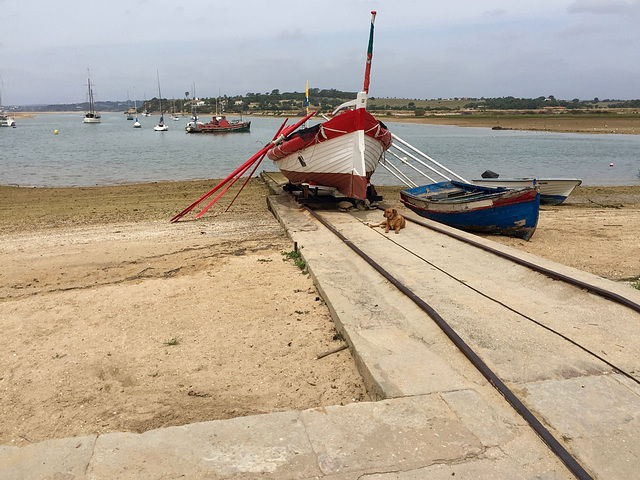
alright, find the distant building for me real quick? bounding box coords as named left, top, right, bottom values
left=186, top=98, right=205, bottom=107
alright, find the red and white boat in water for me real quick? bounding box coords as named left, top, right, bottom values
left=185, top=115, right=251, bottom=133
left=266, top=12, right=391, bottom=201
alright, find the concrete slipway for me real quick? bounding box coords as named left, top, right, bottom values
left=1, top=181, right=639, bottom=479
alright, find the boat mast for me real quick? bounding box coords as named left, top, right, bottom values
left=191, top=82, right=198, bottom=121
left=157, top=70, right=164, bottom=123
left=332, top=11, right=377, bottom=116
left=356, top=10, right=377, bottom=111
left=87, top=69, right=95, bottom=114
left=362, top=11, right=376, bottom=95
left=133, top=88, right=141, bottom=126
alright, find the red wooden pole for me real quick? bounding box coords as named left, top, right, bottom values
left=170, top=111, right=316, bottom=222
left=194, top=111, right=317, bottom=218
left=224, top=150, right=269, bottom=213
left=194, top=157, right=261, bottom=219
left=169, top=151, right=265, bottom=222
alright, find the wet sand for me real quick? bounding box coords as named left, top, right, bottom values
left=383, top=113, right=640, bottom=135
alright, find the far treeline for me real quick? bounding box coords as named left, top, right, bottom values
left=21, top=89, right=640, bottom=115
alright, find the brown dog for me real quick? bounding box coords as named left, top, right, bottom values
left=369, top=208, right=406, bottom=234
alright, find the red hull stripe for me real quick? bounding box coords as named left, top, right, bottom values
left=267, top=108, right=391, bottom=161
left=280, top=170, right=369, bottom=200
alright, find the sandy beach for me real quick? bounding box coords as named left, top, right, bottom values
left=386, top=113, right=640, bottom=135
left=1, top=176, right=639, bottom=447
left=0, top=179, right=368, bottom=446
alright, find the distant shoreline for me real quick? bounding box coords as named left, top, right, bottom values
left=11, top=110, right=640, bottom=135
left=386, top=114, right=640, bottom=135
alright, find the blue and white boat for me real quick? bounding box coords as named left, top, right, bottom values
left=401, top=181, right=540, bottom=240
left=472, top=176, right=582, bottom=205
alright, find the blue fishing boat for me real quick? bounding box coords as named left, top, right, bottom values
left=400, top=181, right=540, bottom=240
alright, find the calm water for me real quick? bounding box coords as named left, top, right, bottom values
left=1, top=113, right=639, bottom=188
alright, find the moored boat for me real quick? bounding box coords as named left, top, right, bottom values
left=83, top=70, right=101, bottom=124
left=266, top=11, right=390, bottom=201
left=0, top=110, right=14, bottom=127
left=472, top=176, right=582, bottom=205
left=0, top=76, right=15, bottom=127
left=153, top=71, right=168, bottom=132
left=133, top=97, right=141, bottom=128
left=401, top=181, right=540, bottom=240
left=0, top=86, right=15, bottom=127
left=185, top=115, right=250, bottom=133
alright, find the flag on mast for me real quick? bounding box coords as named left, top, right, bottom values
left=363, top=11, right=377, bottom=94
left=305, top=80, right=310, bottom=126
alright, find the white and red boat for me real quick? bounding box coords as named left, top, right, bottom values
left=186, top=115, right=251, bottom=133
left=266, top=12, right=391, bottom=201
left=170, top=12, right=388, bottom=222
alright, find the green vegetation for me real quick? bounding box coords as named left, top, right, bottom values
left=282, top=248, right=307, bottom=273
left=464, top=95, right=621, bottom=110
left=19, top=90, right=640, bottom=117
left=139, top=92, right=640, bottom=117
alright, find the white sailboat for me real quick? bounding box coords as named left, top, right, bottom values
left=153, top=71, right=168, bottom=132
left=142, top=92, right=150, bottom=116
left=83, top=69, right=101, bottom=124
left=0, top=75, right=15, bottom=127
left=133, top=96, right=141, bottom=128
left=170, top=98, right=180, bottom=121
left=0, top=109, right=13, bottom=127
left=126, top=91, right=134, bottom=120
left=0, top=102, right=15, bottom=128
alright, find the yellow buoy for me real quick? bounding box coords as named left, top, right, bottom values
left=54, top=130, right=58, bottom=135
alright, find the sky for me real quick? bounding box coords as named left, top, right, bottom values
left=1, top=0, right=639, bottom=105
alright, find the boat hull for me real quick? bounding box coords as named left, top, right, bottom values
left=83, top=115, right=101, bottom=124
left=0, top=116, right=15, bottom=127
left=186, top=121, right=250, bottom=133
left=401, top=181, right=540, bottom=240
left=472, top=178, right=581, bottom=205
left=267, top=109, right=391, bottom=200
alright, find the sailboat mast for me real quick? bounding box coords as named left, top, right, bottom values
left=87, top=71, right=94, bottom=114
left=157, top=70, right=163, bottom=115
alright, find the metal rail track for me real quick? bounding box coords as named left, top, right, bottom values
left=397, top=210, right=640, bottom=315
left=300, top=205, right=640, bottom=480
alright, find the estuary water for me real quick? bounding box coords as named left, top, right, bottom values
left=1, top=112, right=639, bottom=188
